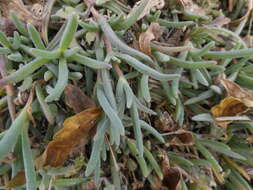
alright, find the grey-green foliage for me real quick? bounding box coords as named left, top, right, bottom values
left=0, top=1, right=252, bottom=189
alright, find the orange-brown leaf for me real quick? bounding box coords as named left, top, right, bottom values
left=64, top=84, right=96, bottom=113
left=211, top=97, right=248, bottom=129
left=5, top=170, right=26, bottom=189
left=36, top=107, right=102, bottom=168
left=139, top=22, right=163, bottom=56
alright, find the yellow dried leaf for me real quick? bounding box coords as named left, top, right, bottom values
left=36, top=107, right=102, bottom=168
left=211, top=78, right=253, bottom=128
left=211, top=97, right=248, bottom=129
left=220, top=78, right=253, bottom=107
left=5, top=170, right=26, bottom=189
left=139, top=22, right=163, bottom=56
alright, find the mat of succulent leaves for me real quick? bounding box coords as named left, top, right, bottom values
left=0, top=0, right=253, bottom=189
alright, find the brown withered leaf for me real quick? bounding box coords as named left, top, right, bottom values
left=139, top=22, right=163, bottom=56
left=5, top=170, right=26, bottom=189
left=36, top=107, right=102, bottom=168
left=154, top=152, right=183, bottom=190
left=165, top=129, right=194, bottom=146
left=211, top=78, right=253, bottom=128
left=163, top=167, right=182, bottom=190
left=211, top=97, right=248, bottom=129
left=64, top=84, right=96, bottom=113
left=152, top=160, right=183, bottom=190
left=220, top=78, right=253, bottom=107
left=128, top=0, right=165, bottom=21
left=152, top=153, right=188, bottom=190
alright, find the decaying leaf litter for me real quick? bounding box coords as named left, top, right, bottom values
left=1, top=0, right=253, bottom=189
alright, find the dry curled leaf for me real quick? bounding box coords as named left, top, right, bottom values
left=155, top=153, right=184, bottom=190
left=211, top=78, right=253, bottom=128
left=36, top=107, right=102, bottom=168
left=163, top=167, right=182, bottom=190
left=139, top=22, right=163, bottom=56
left=211, top=97, right=248, bottom=129
left=64, top=84, right=96, bottom=113
left=152, top=153, right=188, bottom=190
left=220, top=78, right=253, bottom=107
left=165, top=129, right=194, bottom=146
left=5, top=170, right=26, bottom=189
left=128, top=0, right=165, bottom=21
